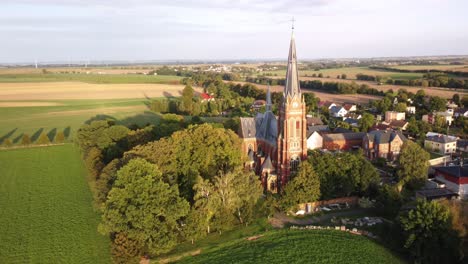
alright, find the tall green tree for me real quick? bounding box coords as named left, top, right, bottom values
left=399, top=200, right=462, bottom=264
left=182, top=84, right=194, bottom=114
left=281, top=161, right=320, bottom=210
left=397, top=141, right=430, bottom=190
left=359, top=113, right=375, bottom=132
left=394, top=102, right=407, bottom=112
left=99, top=158, right=189, bottom=256
left=55, top=130, right=65, bottom=143
left=429, top=96, right=447, bottom=112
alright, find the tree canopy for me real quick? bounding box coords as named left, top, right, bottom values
left=99, top=158, right=190, bottom=256
left=397, top=141, right=430, bottom=190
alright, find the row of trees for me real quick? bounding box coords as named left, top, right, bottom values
left=245, top=77, right=386, bottom=96
left=1, top=130, right=66, bottom=147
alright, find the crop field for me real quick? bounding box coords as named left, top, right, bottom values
left=0, top=80, right=204, bottom=143
left=0, top=73, right=182, bottom=84
left=260, top=66, right=424, bottom=80
left=176, top=229, right=405, bottom=264
left=388, top=64, right=468, bottom=72
left=0, top=144, right=111, bottom=263
left=0, top=99, right=161, bottom=145
left=238, top=82, right=382, bottom=105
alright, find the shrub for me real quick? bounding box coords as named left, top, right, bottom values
left=55, top=131, right=65, bottom=143
left=2, top=138, right=13, bottom=147
left=37, top=132, right=51, bottom=145
left=21, top=134, right=31, bottom=145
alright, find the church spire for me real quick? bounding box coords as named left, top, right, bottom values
left=284, top=21, right=300, bottom=98
left=266, top=85, right=272, bottom=112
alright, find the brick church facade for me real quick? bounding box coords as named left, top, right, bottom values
left=238, top=30, right=307, bottom=193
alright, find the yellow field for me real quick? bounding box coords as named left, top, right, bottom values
left=0, top=82, right=202, bottom=101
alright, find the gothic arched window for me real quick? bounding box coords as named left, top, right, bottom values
left=290, top=156, right=300, bottom=172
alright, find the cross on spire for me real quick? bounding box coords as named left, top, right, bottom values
left=290, top=17, right=295, bottom=30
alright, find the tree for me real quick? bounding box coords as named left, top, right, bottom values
left=2, top=138, right=12, bottom=147
left=462, top=95, right=468, bottom=108
left=55, top=131, right=65, bottom=143
left=399, top=200, right=462, bottom=264
left=21, top=134, right=31, bottom=145
left=318, top=73, right=323, bottom=78
left=36, top=132, right=50, bottom=145
left=452, top=93, right=460, bottom=105
left=397, top=141, right=430, bottom=190
left=99, top=158, right=190, bottom=256
left=193, top=177, right=219, bottom=234
left=394, top=102, right=407, bottom=113
left=429, top=96, right=446, bottom=112
left=181, top=85, right=194, bottom=114
left=281, top=161, right=320, bottom=210
left=341, top=74, right=347, bottom=79
left=111, top=233, right=142, bottom=264
left=358, top=113, right=375, bottom=132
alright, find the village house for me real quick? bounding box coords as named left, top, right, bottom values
left=343, top=103, right=357, bottom=112
left=200, top=92, right=215, bottom=102
left=306, top=125, right=329, bottom=150
left=406, top=106, right=416, bottom=114
left=454, top=108, right=468, bottom=118
left=424, top=134, right=458, bottom=154
left=318, top=101, right=336, bottom=109
left=363, top=130, right=406, bottom=160
left=422, top=112, right=453, bottom=126
left=251, top=99, right=266, bottom=111
left=306, top=115, right=324, bottom=126
left=322, top=132, right=365, bottom=151
left=330, top=106, right=348, bottom=118
left=434, top=165, right=468, bottom=199
left=385, top=111, right=405, bottom=122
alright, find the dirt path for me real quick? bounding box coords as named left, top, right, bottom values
left=269, top=209, right=369, bottom=228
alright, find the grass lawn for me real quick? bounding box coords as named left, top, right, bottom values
left=0, top=73, right=182, bottom=84
left=176, top=229, right=406, bottom=264
left=0, top=99, right=161, bottom=145
left=0, top=144, right=111, bottom=263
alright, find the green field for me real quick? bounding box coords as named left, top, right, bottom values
left=0, top=144, right=111, bottom=263
left=260, top=66, right=423, bottom=80
left=0, top=73, right=182, bottom=84
left=176, top=229, right=405, bottom=264
left=0, top=99, right=160, bottom=145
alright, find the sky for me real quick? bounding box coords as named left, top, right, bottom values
left=1, top=0, right=468, bottom=63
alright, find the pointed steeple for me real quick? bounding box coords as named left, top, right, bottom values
left=284, top=26, right=300, bottom=98
left=266, top=85, right=272, bottom=112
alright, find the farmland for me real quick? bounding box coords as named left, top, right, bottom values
left=0, top=81, right=204, bottom=142
left=388, top=64, right=468, bottom=72
left=0, top=144, right=111, bottom=263
left=260, top=66, right=424, bottom=80
left=175, top=229, right=405, bottom=264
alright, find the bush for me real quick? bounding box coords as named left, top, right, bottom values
left=21, top=134, right=31, bottom=145
left=37, top=132, right=51, bottom=145
left=55, top=131, right=65, bottom=143
left=2, top=138, right=13, bottom=147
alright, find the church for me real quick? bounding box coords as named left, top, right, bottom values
left=238, top=29, right=307, bottom=193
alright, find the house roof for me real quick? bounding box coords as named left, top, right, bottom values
left=333, top=127, right=353, bottom=133
left=307, top=125, right=329, bottom=137
left=344, top=118, right=359, bottom=125
left=306, top=116, right=324, bottom=126
left=435, top=165, right=468, bottom=178
left=200, top=93, right=213, bottom=100
left=366, top=130, right=406, bottom=144
left=426, top=134, right=457, bottom=144
left=343, top=103, right=355, bottom=111
left=330, top=106, right=346, bottom=114
left=389, top=120, right=408, bottom=129
left=239, top=117, right=256, bottom=138
left=322, top=132, right=365, bottom=141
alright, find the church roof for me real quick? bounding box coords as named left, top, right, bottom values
left=239, top=117, right=256, bottom=138
left=284, top=31, right=301, bottom=98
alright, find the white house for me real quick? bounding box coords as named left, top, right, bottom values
left=424, top=134, right=458, bottom=154
left=330, top=106, right=348, bottom=118
left=406, top=106, right=416, bottom=114
left=306, top=125, right=329, bottom=150
left=385, top=111, right=405, bottom=122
